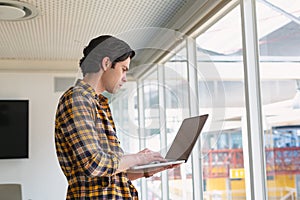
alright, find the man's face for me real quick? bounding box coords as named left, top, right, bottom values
left=102, top=57, right=130, bottom=94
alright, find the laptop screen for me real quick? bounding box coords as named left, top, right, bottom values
left=165, top=114, right=208, bottom=161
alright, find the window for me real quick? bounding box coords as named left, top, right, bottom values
left=141, top=69, right=164, bottom=199
left=256, top=0, right=300, bottom=198
left=196, top=5, right=247, bottom=199
left=164, top=46, right=194, bottom=199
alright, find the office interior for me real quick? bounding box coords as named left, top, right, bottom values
left=0, top=0, right=299, bottom=199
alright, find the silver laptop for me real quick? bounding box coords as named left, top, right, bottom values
left=129, top=114, right=209, bottom=171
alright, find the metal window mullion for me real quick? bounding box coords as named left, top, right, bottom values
left=158, top=64, right=169, bottom=200
left=240, top=0, right=267, bottom=199
left=186, top=37, right=203, bottom=200
left=137, top=79, right=148, bottom=200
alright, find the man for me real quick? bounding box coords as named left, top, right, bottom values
left=55, top=35, right=177, bottom=199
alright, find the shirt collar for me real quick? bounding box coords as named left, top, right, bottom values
left=75, top=79, right=109, bottom=104
left=98, top=93, right=109, bottom=105
left=75, top=79, right=98, bottom=99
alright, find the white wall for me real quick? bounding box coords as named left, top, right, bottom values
left=0, top=72, right=70, bottom=200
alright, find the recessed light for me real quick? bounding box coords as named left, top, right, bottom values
left=0, top=5, right=26, bottom=20
left=0, top=0, right=39, bottom=21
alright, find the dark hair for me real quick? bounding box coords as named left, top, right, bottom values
left=79, top=35, right=135, bottom=76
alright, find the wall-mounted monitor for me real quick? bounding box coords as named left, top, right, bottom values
left=0, top=100, right=29, bottom=159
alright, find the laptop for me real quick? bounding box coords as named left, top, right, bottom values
left=129, top=114, right=209, bottom=171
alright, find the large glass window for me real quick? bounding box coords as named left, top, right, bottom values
left=196, top=5, right=247, bottom=199
left=256, top=0, right=300, bottom=199
left=110, top=1, right=300, bottom=199
left=141, top=69, right=163, bottom=199
left=163, top=47, right=194, bottom=199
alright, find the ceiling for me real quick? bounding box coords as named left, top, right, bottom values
left=0, top=0, right=224, bottom=79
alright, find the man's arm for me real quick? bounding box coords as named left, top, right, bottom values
left=115, top=148, right=182, bottom=180
left=126, top=164, right=182, bottom=180
left=57, top=92, right=121, bottom=178
left=114, top=148, right=166, bottom=174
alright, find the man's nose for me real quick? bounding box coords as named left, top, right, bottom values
left=122, top=73, right=127, bottom=82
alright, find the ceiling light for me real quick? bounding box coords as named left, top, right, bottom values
left=0, top=0, right=39, bottom=21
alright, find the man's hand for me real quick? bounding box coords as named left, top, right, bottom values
left=115, top=148, right=165, bottom=174
left=135, top=148, right=166, bottom=165
left=127, top=163, right=181, bottom=180
left=143, top=163, right=181, bottom=177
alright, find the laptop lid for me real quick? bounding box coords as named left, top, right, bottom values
left=165, top=114, right=209, bottom=162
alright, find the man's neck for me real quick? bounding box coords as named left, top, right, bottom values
left=83, top=71, right=104, bottom=94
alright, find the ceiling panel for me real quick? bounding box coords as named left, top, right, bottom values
left=0, top=0, right=192, bottom=63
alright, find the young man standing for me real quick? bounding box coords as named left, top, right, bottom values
left=55, top=35, right=176, bottom=199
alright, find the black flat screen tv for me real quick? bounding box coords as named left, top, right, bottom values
left=0, top=100, right=29, bottom=159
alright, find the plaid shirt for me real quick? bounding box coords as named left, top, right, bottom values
left=55, top=79, right=138, bottom=199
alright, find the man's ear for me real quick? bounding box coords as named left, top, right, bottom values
left=101, top=57, right=111, bottom=71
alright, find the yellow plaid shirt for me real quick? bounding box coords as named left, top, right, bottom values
left=55, top=79, right=138, bottom=199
